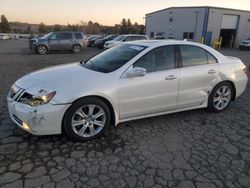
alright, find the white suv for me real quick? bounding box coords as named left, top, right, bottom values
left=104, top=34, right=149, bottom=49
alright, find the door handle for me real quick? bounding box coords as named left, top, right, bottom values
left=165, top=75, right=176, bottom=80
left=208, top=69, right=217, bottom=74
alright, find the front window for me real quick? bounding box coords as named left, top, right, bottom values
left=134, top=46, right=176, bottom=73
left=41, top=33, right=52, bottom=39
left=48, top=33, right=59, bottom=40
left=83, top=44, right=147, bottom=73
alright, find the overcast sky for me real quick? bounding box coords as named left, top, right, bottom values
left=1, top=0, right=250, bottom=25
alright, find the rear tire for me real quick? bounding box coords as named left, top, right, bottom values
left=72, top=44, right=82, bottom=54
left=208, top=82, right=233, bottom=113
left=63, top=97, right=111, bottom=141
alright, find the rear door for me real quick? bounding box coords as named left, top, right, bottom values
left=59, top=32, right=73, bottom=50
left=177, top=45, right=219, bottom=108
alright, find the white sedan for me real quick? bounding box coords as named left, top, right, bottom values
left=7, top=40, right=248, bottom=141
left=104, top=34, right=149, bottom=49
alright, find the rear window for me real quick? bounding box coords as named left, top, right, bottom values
left=137, top=36, right=148, bottom=40
left=74, top=33, right=83, bottom=39
left=60, top=33, right=73, bottom=40
left=179, top=45, right=217, bottom=67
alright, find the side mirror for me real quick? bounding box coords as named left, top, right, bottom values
left=127, top=67, right=146, bottom=78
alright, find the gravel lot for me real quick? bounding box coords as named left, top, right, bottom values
left=0, top=39, right=250, bottom=188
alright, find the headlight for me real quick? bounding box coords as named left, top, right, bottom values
left=9, top=84, right=22, bottom=98
left=19, top=91, right=56, bottom=107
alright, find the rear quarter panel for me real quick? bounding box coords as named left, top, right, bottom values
left=219, top=60, right=248, bottom=98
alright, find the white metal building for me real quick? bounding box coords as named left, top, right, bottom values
left=145, top=6, right=250, bottom=48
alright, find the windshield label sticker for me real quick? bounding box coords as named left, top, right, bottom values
left=129, top=46, right=144, bottom=51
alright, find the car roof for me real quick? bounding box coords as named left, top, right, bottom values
left=126, top=40, right=207, bottom=48
left=120, top=34, right=148, bottom=37
left=125, top=39, right=225, bottom=60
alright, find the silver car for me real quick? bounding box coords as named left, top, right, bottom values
left=31, top=32, right=87, bottom=54
left=7, top=40, right=248, bottom=141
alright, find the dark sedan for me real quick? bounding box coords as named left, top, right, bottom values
left=87, top=36, right=102, bottom=47
left=94, top=34, right=119, bottom=49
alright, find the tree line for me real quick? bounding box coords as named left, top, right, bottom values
left=0, top=15, right=145, bottom=35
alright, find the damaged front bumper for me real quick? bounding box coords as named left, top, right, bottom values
left=7, top=97, right=70, bottom=135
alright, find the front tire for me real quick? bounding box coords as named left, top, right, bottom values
left=36, top=45, right=48, bottom=55
left=63, top=97, right=111, bottom=141
left=208, top=82, right=233, bottom=113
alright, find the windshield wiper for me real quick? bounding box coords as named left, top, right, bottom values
left=88, top=60, right=97, bottom=70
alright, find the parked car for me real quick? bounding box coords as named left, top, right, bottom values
left=104, top=34, right=149, bottom=49
left=30, top=32, right=87, bottom=54
left=166, top=34, right=175, bottom=39
left=87, top=36, right=102, bottom=47
left=94, top=34, right=119, bottom=49
left=153, top=32, right=175, bottom=40
left=239, top=38, right=250, bottom=50
left=7, top=40, right=248, bottom=141
left=0, top=34, right=9, bottom=40
left=154, top=32, right=167, bottom=39
left=13, top=35, right=19, bottom=40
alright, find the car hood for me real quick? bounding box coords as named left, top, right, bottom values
left=106, top=40, right=122, bottom=45
left=17, top=62, right=104, bottom=89
left=37, top=38, right=47, bottom=42
left=15, top=63, right=109, bottom=103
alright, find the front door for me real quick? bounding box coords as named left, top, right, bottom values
left=48, top=33, right=61, bottom=50
left=117, top=45, right=179, bottom=120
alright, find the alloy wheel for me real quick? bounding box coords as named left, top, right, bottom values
left=37, top=46, right=47, bottom=54
left=213, top=85, right=231, bottom=110
left=73, top=45, right=81, bottom=54
left=71, top=105, right=106, bottom=137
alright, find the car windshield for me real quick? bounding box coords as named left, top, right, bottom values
left=113, top=35, right=125, bottom=41
left=41, top=33, right=52, bottom=39
left=83, top=44, right=147, bottom=73
left=87, top=36, right=96, bottom=40
left=103, top=35, right=113, bottom=40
